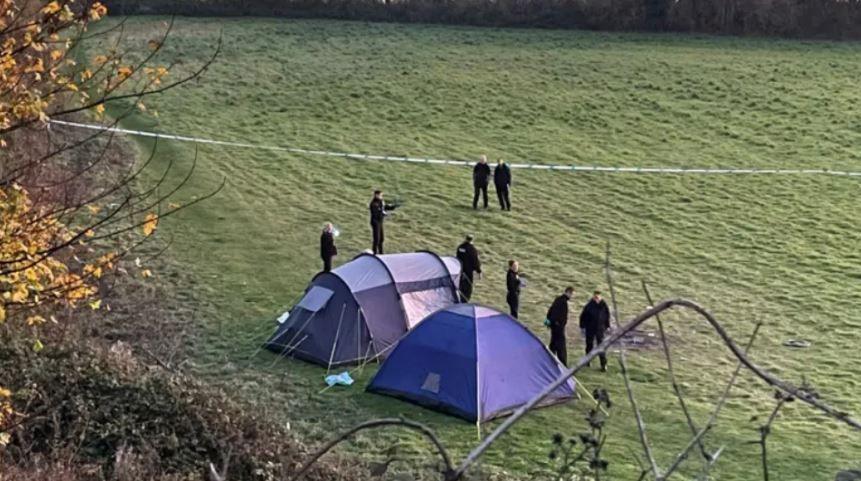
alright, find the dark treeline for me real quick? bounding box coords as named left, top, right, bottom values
left=107, top=0, right=861, bottom=39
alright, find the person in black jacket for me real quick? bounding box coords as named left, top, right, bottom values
left=506, top=260, right=521, bottom=318
left=472, top=155, right=491, bottom=209
left=369, top=190, right=396, bottom=255
left=320, top=222, right=338, bottom=272
left=546, top=287, right=574, bottom=366
left=494, top=159, right=512, bottom=211
left=579, top=290, right=612, bottom=371
left=456, top=235, right=481, bottom=302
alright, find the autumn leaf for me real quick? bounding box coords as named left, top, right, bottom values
left=117, top=66, right=133, bottom=79
left=0, top=387, right=10, bottom=398
left=41, top=1, right=61, bottom=15
left=142, top=213, right=158, bottom=236
left=89, top=299, right=101, bottom=310
left=89, top=1, right=108, bottom=20
left=86, top=204, right=101, bottom=214
left=168, top=202, right=181, bottom=209
left=26, top=315, right=46, bottom=326
left=0, top=305, right=5, bottom=323
left=94, top=103, right=105, bottom=116
left=141, top=269, right=153, bottom=278
left=147, top=39, right=161, bottom=51
left=32, top=339, right=44, bottom=352
left=50, top=50, right=63, bottom=61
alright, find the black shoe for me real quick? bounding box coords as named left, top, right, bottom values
left=600, top=365, right=607, bottom=372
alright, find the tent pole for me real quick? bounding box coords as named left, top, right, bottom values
left=356, top=306, right=361, bottom=364
left=326, top=304, right=347, bottom=375
left=242, top=291, right=307, bottom=367
left=268, top=310, right=318, bottom=368
left=475, top=309, right=481, bottom=440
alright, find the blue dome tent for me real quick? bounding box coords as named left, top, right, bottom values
left=367, top=304, right=576, bottom=423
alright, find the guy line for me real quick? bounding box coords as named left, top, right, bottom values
left=49, top=119, right=861, bottom=178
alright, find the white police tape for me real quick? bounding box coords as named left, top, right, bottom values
left=49, top=119, right=861, bottom=177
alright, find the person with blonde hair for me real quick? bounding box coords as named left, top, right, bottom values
left=320, top=222, right=338, bottom=272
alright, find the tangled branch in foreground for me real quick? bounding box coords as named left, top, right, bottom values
left=290, top=295, right=860, bottom=481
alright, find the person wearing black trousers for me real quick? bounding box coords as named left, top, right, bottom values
left=579, top=290, right=612, bottom=371
left=546, top=287, right=574, bottom=366
left=506, top=260, right=521, bottom=318
left=455, top=234, right=482, bottom=302
left=320, top=222, right=338, bottom=272
left=472, top=155, right=491, bottom=209
left=369, top=190, right=396, bottom=255
left=494, top=159, right=512, bottom=211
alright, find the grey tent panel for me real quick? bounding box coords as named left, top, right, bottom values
left=296, top=286, right=334, bottom=312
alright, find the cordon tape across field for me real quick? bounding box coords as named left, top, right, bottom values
left=49, top=119, right=861, bottom=177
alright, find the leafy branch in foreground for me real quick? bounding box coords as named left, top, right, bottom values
left=1, top=0, right=221, bottom=438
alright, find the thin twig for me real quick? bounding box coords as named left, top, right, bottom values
left=291, top=418, right=453, bottom=481
left=605, top=243, right=660, bottom=479
left=643, top=280, right=710, bottom=463
left=659, top=425, right=713, bottom=480
left=449, top=299, right=860, bottom=480
left=757, top=399, right=786, bottom=481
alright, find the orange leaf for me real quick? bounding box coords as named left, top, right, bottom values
left=41, top=1, right=61, bottom=14
left=142, top=213, right=158, bottom=237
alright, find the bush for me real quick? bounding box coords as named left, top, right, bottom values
left=0, top=337, right=354, bottom=481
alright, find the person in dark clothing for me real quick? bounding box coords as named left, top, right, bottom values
left=320, top=222, right=338, bottom=272
left=579, top=290, right=612, bottom=371
left=472, top=155, right=491, bottom=209
left=546, top=287, right=574, bottom=366
left=369, top=190, right=396, bottom=255
left=456, top=234, right=482, bottom=302
left=506, top=260, right=521, bottom=318
left=494, top=159, right=512, bottom=211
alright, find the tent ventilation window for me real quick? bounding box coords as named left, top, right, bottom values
left=421, top=373, right=441, bottom=394
left=296, top=286, right=334, bottom=312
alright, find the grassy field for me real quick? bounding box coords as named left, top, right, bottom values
left=93, top=18, right=860, bottom=480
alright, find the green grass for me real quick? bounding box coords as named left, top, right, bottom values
left=96, top=18, right=860, bottom=480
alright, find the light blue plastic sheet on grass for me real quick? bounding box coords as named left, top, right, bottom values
left=324, top=371, right=354, bottom=387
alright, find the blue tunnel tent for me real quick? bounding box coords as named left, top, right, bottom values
left=265, top=252, right=461, bottom=367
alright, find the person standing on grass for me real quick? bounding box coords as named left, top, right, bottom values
left=320, top=222, right=338, bottom=273
left=456, top=234, right=482, bottom=302
left=546, top=287, right=574, bottom=366
left=472, top=155, right=491, bottom=209
left=494, top=158, right=512, bottom=211
left=369, top=190, right=395, bottom=255
left=579, top=290, right=612, bottom=372
left=506, top=260, right=521, bottom=318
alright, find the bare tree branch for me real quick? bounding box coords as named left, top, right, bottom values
left=449, top=299, right=860, bottom=480
left=643, top=280, right=710, bottom=463
left=605, top=244, right=660, bottom=479
left=291, top=418, right=454, bottom=481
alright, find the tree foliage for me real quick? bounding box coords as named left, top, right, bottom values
left=107, top=0, right=861, bottom=40
left=1, top=0, right=219, bottom=440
